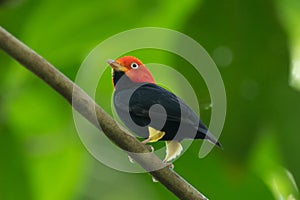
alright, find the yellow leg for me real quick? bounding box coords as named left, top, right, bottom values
left=142, top=127, right=165, bottom=144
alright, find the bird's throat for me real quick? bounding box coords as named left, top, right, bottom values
left=113, top=71, right=135, bottom=90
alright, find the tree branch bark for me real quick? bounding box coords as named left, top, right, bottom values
left=0, top=26, right=208, bottom=200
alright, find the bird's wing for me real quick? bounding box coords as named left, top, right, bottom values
left=114, top=83, right=221, bottom=146
left=114, top=83, right=200, bottom=127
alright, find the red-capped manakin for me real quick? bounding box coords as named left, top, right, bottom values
left=108, top=56, right=221, bottom=163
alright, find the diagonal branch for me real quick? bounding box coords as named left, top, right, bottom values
left=0, top=26, right=208, bottom=200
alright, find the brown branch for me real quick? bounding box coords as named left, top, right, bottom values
left=0, top=26, right=208, bottom=200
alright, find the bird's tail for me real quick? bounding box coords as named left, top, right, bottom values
left=197, top=128, right=223, bottom=149
left=205, top=131, right=223, bottom=149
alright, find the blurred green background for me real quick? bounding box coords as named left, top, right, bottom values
left=1, top=0, right=300, bottom=199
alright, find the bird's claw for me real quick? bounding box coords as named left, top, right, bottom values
left=128, top=155, right=135, bottom=163
left=167, top=163, right=174, bottom=169
left=152, top=176, right=158, bottom=183
left=150, top=162, right=173, bottom=183
left=148, top=145, right=154, bottom=152
left=128, top=145, right=154, bottom=164
left=163, top=160, right=174, bottom=169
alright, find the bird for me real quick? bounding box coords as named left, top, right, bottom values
left=107, top=56, right=222, bottom=163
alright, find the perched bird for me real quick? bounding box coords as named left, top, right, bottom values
left=108, top=56, right=221, bottom=163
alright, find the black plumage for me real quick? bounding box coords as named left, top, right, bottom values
left=113, top=71, right=221, bottom=147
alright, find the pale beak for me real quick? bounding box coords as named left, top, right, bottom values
left=107, top=59, right=125, bottom=71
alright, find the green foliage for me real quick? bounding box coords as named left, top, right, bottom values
left=1, top=0, right=299, bottom=199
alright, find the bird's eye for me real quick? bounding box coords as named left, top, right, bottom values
left=130, top=62, right=139, bottom=69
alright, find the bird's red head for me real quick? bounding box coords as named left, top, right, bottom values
left=107, top=56, right=155, bottom=85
